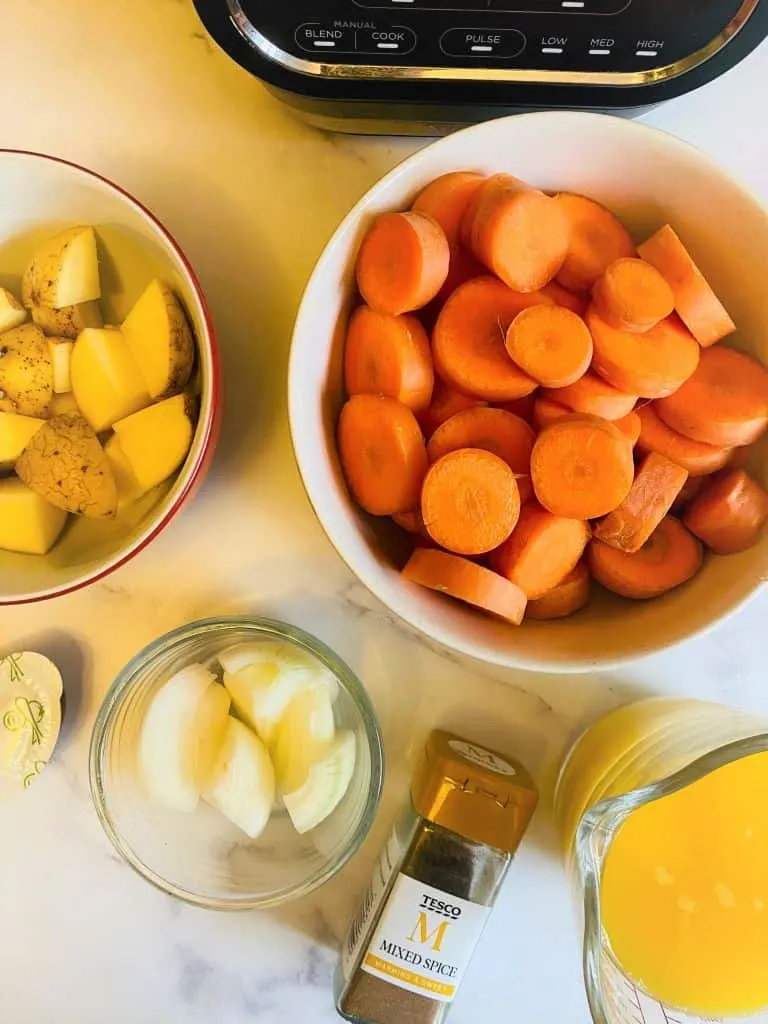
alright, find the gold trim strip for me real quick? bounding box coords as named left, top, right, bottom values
left=227, top=0, right=759, bottom=88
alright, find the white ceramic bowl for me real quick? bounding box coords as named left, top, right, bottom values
left=289, top=112, right=768, bottom=673
left=0, top=151, right=220, bottom=605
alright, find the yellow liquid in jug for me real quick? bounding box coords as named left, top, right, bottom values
left=601, top=751, right=768, bottom=1017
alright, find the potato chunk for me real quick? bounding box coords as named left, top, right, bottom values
left=122, top=279, right=195, bottom=399
left=0, top=411, right=45, bottom=470
left=31, top=300, right=102, bottom=339
left=0, top=289, right=27, bottom=334
left=0, top=477, right=68, bottom=554
left=113, top=394, right=195, bottom=491
left=0, top=323, right=53, bottom=417
left=71, top=327, right=150, bottom=432
left=22, top=226, right=100, bottom=309
left=16, top=413, right=117, bottom=518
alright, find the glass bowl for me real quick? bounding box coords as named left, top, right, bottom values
left=89, top=616, right=384, bottom=909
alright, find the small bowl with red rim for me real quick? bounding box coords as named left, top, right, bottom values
left=0, top=150, right=220, bottom=605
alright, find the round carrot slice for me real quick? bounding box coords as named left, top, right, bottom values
left=587, top=307, right=700, bottom=399
left=589, top=516, right=703, bottom=599
left=489, top=503, right=590, bottom=598
left=421, top=448, right=520, bottom=555
left=418, top=379, right=485, bottom=438
left=593, top=258, right=675, bottom=333
left=683, top=469, right=768, bottom=554
left=338, top=394, right=427, bottom=516
left=554, top=193, right=636, bottom=292
left=655, top=347, right=768, bottom=447
left=615, top=411, right=641, bottom=445
left=505, top=305, right=593, bottom=389
left=427, top=407, right=534, bottom=476
left=635, top=404, right=731, bottom=476
left=463, top=174, right=569, bottom=293
left=543, top=372, right=637, bottom=421
left=402, top=547, right=528, bottom=625
left=412, top=172, right=486, bottom=247
left=527, top=561, right=591, bottom=620
left=531, top=414, right=635, bottom=519
left=345, top=305, right=434, bottom=412
left=433, top=276, right=547, bottom=401
left=356, top=211, right=450, bottom=315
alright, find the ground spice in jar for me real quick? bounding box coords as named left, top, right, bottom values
left=335, top=731, right=539, bottom=1024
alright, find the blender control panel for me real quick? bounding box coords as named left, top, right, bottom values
left=229, top=0, right=754, bottom=78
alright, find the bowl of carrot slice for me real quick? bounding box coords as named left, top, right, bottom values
left=289, top=111, right=768, bottom=672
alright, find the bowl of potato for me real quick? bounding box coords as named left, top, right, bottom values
left=0, top=151, right=219, bottom=604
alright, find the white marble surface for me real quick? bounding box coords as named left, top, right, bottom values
left=2, top=3, right=768, bottom=1022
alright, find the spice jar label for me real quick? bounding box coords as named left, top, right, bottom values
left=359, top=875, right=491, bottom=1003
left=447, top=739, right=518, bottom=777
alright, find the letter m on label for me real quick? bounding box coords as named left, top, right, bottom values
left=407, top=913, right=450, bottom=952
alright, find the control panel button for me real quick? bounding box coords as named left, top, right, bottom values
left=295, top=23, right=356, bottom=53
left=440, top=28, right=526, bottom=59
left=357, top=26, right=417, bottom=55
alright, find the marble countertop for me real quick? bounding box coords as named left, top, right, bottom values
left=2, top=3, right=768, bottom=1022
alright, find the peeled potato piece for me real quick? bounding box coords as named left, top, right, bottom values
left=70, top=327, right=150, bottom=432
left=138, top=665, right=229, bottom=813
left=22, top=226, right=100, bottom=309
left=0, top=411, right=45, bottom=470
left=0, top=477, right=68, bottom=554
left=122, top=279, right=195, bottom=399
left=112, top=394, right=195, bottom=491
left=203, top=716, right=275, bottom=839
left=49, top=339, right=73, bottom=394
left=16, top=414, right=117, bottom=518
left=104, top=434, right=149, bottom=509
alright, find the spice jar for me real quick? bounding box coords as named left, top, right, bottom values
left=335, top=730, right=539, bottom=1023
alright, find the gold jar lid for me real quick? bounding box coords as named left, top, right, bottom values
left=411, top=730, right=539, bottom=854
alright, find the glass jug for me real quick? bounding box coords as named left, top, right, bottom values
left=555, top=698, right=768, bottom=1024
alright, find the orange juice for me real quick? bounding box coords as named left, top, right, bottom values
left=601, top=751, right=768, bottom=1017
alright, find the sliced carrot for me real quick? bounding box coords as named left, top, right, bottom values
left=418, top=379, right=485, bottom=438
left=638, top=225, right=736, bottom=347
left=402, top=547, right=528, bottom=625
left=427, top=406, right=534, bottom=476
left=655, top=347, right=768, bottom=447
left=432, top=276, right=548, bottom=401
left=527, top=561, right=591, bottom=620
left=356, top=211, right=450, bottom=315
left=589, top=515, right=703, bottom=599
left=344, top=305, right=434, bottom=412
left=554, top=193, right=635, bottom=292
left=412, top=172, right=486, bottom=247
left=533, top=396, right=571, bottom=431
left=463, top=174, right=569, bottom=293
left=542, top=281, right=588, bottom=317
left=489, top=502, right=590, bottom=599
left=587, top=308, right=700, bottom=399
left=531, top=414, right=635, bottom=519
left=421, top=448, right=520, bottom=555
left=615, top=411, right=641, bottom=446
left=671, top=476, right=707, bottom=512
left=592, top=257, right=675, bottom=333
left=593, top=452, right=688, bottom=553
left=543, top=372, right=637, bottom=421
left=496, top=393, right=537, bottom=423
left=338, top=394, right=427, bottom=516
left=635, top=403, right=732, bottom=476
left=432, top=247, right=487, bottom=312
left=505, top=305, right=593, bottom=389
left=683, top=469, right=768, bottom=554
